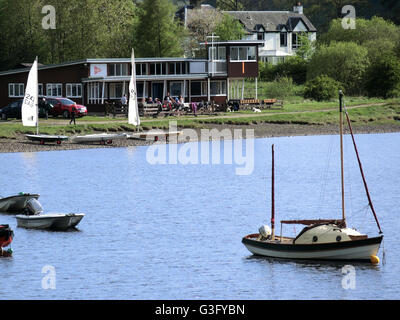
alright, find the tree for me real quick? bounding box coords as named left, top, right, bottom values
left=136, top=0, right=187, bottom=57
left=307, top=42, right=369, bottom=95
left=213, top=13, right=245, bottom=41
left=216, top=0, right=244, bottom=11
left=185, top=6, right=223, bottom=57
left=319, top=17, right=400, bottom=65
left=0, top=0, right=48, bottom=70
left=365, top=54, right=400, bottom=98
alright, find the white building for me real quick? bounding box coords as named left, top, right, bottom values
left=225, top=3, right=317, bottom=64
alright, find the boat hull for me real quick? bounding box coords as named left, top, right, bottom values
left=242, top=234, right=383, bottom=261
left=72, top=133, right=127, bottom=144
left=0, top=194, right=40, bottom=213
left=26, top=134, right=69, bottom=144
left=15, top=213, right=84, bottom=231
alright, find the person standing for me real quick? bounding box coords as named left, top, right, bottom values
left=69, top=106, right=76, bottom=125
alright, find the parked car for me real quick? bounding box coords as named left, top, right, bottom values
left=46, top=97, right=87, bottom=118
left=0, top=99, right=53, bottom=120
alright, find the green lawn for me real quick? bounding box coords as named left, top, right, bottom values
left=1, top=98, right=399, bottom=139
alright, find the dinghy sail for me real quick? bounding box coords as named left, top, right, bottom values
left=128, top=49, right=140, bottom=127
left=21, top=57, right=39, bottom=134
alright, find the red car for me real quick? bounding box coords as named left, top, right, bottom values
left=46, top=97, right=87, bottom=118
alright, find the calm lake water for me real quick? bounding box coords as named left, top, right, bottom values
left=0, top=132, right=399, bottom=300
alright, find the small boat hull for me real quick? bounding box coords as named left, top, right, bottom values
left=72, top=133, right=127, bottom=144
left=26, top=134, right=69, bottom=145
left=0, top=194, right=40, bottom=213
left=242, top=234, right=383, bottom=261
left=15, top=213, right=84, bottom=231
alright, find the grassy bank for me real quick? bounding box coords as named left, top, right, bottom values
left=1, top=98, right=399, bottom=139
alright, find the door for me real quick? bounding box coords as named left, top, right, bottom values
left=152, top=83, right=164, bottom=100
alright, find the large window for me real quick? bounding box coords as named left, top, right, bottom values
left=170, top=81, right=188, bottom=97
left=210, top=80, right=226, bottom=96
left=190, top=81, right=207, bottom=96
left=109, top=83, right=124, bottom=99
left=8, top=83, right=24, bottom=97
left=109, top=63, right=129, bottom=76
left=136, top=63, right=147, bottom=76
left=149, top=63, right=167, bottom=75
left=230, top=46, right=256, bottom=62
left=209, top=47, right=226, bottom=61
left=47, top=84, right=62, bottom=97
left=169, top=62, right=187, bottom=75
left=66, top=84, right=82, bottom=98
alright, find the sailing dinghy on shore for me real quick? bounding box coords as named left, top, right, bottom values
left=21, top=58, right=68, bottom=145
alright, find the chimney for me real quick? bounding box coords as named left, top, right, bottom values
left=293, top=2, right=303, bottom=14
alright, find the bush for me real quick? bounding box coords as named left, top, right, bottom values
left=259, top=57, right=308, bottom=84
left=304, top=76, right=341, bottom=101
left=307, top=42, right=369, bottom=95
left=365, top=55, right=400, bottom=98
left=264, top=76, right=295, bottom=99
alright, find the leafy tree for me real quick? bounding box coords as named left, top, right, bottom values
left=319, top=17, right=400, bottom=65
left=213, top=13, right=245, bottom=41
left=136, top=0, right=187, bottom=57
left=0, top=0, right=47, bottom=69
left=307, top=42, right=369, bottom=95
left=185, top=6, right=223, bottom=57
left=295, top=33, right=315, bottom=61
left=216, top=0, right=244, bottom=11
left=365, top=55, right=400, bottom=98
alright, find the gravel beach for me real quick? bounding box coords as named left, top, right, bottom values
left=1, top=122, right=400, bottom=154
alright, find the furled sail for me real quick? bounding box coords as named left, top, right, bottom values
left=128, top=49, right=140, bottom=127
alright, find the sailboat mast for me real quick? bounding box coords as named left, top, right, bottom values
left=35, top=56, right=39, bottom=135
left=339, top=91, right=346, bottom=226
left=271, top=144, right=275, bottom=240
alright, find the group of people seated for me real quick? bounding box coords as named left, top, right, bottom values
left=143, top=92, right=186, bottom=112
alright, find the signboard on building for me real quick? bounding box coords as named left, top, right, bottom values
left=90, top=64, right=107, bottom=77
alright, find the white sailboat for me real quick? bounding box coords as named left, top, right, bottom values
left=128, top=49, right=140, bottom=128
left=242, top=91, right=383, bottom=263
left=22, top=57, right=68, bottom=144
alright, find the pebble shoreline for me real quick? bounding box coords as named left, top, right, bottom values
left=1, top=123, right=400, bottom=154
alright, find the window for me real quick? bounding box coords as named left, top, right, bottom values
left=66, top=84, right=82, bottom=98
left=149, top=63, right=167, bottom=75
left=8, top=83, right=24, bottom=97
left=210, top=81, right=226, bottom=96
left=190, top=81, right=207, bottom=96
left=136, top=63, right=147, bottom=76
left=170, top=82, right=187, bottom=97
left=292, top=33, right=299, bottom=49
left=109, top=63, right=129, bottom=76
left=38, top=84, right=44, bottom=96
left=109, top=83, right=124, bottom=99
left=209, top=47, right=226, bottom=61
left=169, top=62, right=187, bottom=75
left=46, top=84, right=62, bottom=97
left=280, top=33, right=287, bottom=47
left=257, top=32, right=265, bottom=41
left=230, top=46, right=257, bottom=62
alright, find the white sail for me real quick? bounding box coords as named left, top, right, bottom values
left=21, top=58, right=38, bottom=129
left=128, top=49, right=140, bottom=126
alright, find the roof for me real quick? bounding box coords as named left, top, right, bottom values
left=0, top=58, right=208, bottom=77
left=225, top=11, right=317, bottom=33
